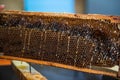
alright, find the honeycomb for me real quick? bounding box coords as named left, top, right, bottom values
left=0, top=11, right=120, bottom=68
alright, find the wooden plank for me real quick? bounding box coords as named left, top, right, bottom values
left=11, top=60, right=47, bottom=80
left=0, top=59, right=11, bottom=66
left=0, top=55, right=118, bottom=78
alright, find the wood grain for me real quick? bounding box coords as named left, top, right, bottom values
left=11, top=60, right=47, bottom=80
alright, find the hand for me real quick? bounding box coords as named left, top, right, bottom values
left=0, top=5, right=5, bottom=11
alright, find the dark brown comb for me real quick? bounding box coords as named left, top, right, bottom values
left=0, top=11, right=120, bottom=78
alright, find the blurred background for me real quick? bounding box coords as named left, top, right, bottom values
left=0, top=0, right=119, bottom=80
left=0, top=0, right=120, bottom=15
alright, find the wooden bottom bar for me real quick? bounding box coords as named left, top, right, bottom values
left=0, top=59, right=11, bottom=66
left=0, top=55, right=118, bottom=78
